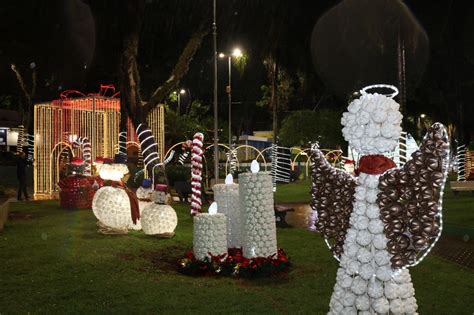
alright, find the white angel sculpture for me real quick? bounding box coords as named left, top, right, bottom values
left=310, top=85, right=450, bottom=314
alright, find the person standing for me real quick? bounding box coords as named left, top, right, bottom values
left=16, top=151, right=30, bottom=201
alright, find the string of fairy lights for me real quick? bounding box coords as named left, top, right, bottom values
left=34, top=96, right=165, bottom=197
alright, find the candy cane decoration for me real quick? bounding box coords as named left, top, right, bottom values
left=118, top=131, right=127, bottom=156
left=190, top=132, right=204, bottom=215
left=27, top=133, right=34, bottom=162
left=72, top=137, right=91, bottom=176
left=178, top=140, right=193, bottom=165
left=17, top=125, right=25, bottom=154
left=136, top=123, right=160, bottom=175
left=178, top=151, right=190, bottom=165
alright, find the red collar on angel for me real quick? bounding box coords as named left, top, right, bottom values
left=357, top=154, right=397, bottom=175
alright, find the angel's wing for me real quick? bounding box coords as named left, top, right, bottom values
left=378, top=123, right=450, bottom=269
left=310, top=144, right=357, bottom=259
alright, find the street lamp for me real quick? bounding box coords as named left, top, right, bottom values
left=173, top=89, right=186, bottom=115
left=219, top=47, right=243, bottom=150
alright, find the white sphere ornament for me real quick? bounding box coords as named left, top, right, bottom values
left=141, top=203, right=178, bottom=237
left=92, top=186, right=131, bottom=229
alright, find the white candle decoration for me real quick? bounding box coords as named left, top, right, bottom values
left=239, top=170, right=277, bottom=258
left=213, top=179, right=242, bottom=248
left=141, top=204, right=178, bottom=235
left=193, top=213, right=228, bottom=260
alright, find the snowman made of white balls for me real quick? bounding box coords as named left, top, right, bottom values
left=92, top=163, right=132, bottom=229
left=141, top=186, right=178, bottom=237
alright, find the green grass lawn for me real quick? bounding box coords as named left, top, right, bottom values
left=1, top=199, right=473, bottom=314
left=274, top=179, right=311, bottom=204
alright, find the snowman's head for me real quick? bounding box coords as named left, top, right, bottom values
left=99, top=163, right=129, bottom=181
left=341, top=85, right=403, bottom=155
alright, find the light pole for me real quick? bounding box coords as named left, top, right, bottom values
left=219, top=48, right=242, bottom=150
left=175, top=88, right=186, bottom=115
left=212, top=0, right=219, bottom=182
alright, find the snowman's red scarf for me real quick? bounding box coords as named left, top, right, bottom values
left=104, top=180, right=140, bottom=224
left=357, top=155, right=396, bottom=175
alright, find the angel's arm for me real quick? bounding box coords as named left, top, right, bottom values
left=378, top=123, right=450, bottom=269
left=310, top=144, right=357, bottom=258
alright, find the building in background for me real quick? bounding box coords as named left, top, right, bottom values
left=0, top=109, right=22, bottom=152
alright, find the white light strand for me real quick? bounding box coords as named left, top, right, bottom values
left=178, top=151, right=190, bottom=165
left=403, top=123, right=450, bottom=270
left=190, top=133, right=204, bottom=215
left=456, top=144, right=466, bottom=181
left=72, top=136, right=92, bottom=176
left=136, top=123, right=161, bottom=176
left=118, top=131, right=127, bottom=155
left=17, top=125, right=25, bottom=154
left=271, top=143, right=292, bottom=192
left=360, top=84, right=399, bottom=99
left=151, top=150, right=175, bottom=189
left=27, top=133, right=35, bottom=162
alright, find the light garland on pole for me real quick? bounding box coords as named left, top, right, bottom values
left=191, top=132, right=204, bottom=216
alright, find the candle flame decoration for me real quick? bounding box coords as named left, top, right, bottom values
left=225, top=173, right=233, bottom=185
left=208, top=202, right=218, bottom=215
left=250, top=160, right=260, bottom=173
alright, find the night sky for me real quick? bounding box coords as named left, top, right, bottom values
left=0, top=0, right=473, bottom=141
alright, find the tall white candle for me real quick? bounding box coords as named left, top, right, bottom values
left=239, top=161, right=277, bottom=258
left=213, top=174, right=242, bottom=248
left=193, top=202, right=228, bottom=260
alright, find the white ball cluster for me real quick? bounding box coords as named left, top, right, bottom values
left=193, top=213, right=227, bottom=260
left=341, top=93, right=403, bottom=154
left=141, top=204, right=178, bottom=235
left=239, top=172, right=277, bottom=258
left=328, top=172, right=418, bottom=314
left=92, top=186, right=131, bottom=229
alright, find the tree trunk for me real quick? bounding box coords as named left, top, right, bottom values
left=118, top=0, right=208, bottom=184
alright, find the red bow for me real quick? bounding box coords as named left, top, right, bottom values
left=357, top=155, right=396, bottom=175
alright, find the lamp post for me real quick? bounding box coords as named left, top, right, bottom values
left=212, top=0, right=218, bottom=182
left=175, top=89, right=186, bottom=115
left=219, top=48, right=242, bottom=150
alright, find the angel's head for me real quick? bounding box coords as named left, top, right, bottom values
left=341, top=85, right=403, bottom=155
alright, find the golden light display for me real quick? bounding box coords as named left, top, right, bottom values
left=34, top=93, right=165, bottom=198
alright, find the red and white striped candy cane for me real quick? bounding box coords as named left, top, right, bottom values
left=73, top=137, right=92, bottom=176
left=190, top=133, right=204, bottom=215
